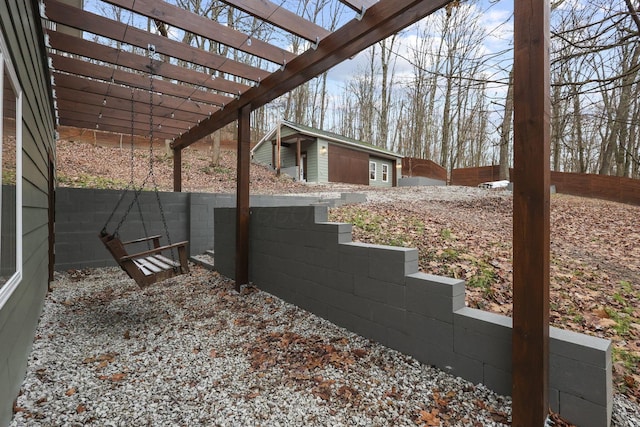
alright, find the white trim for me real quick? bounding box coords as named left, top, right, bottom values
left=369, top=161, right=376, bottom=181
left=0, top=35, right=24, bottom=311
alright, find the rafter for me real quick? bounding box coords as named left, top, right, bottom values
left=53, top=82, right=212, bottom=122
left=56, top=98, right=193, bottom=132
left=172, top=0, right=452, bottom=149
left=50, top=54, right=231, bottom=107
left=48, top=32, right=249, bottom=97
left=59, top=117, right=178, bottom=139
left=218, top=0, right=330, bottom=42
left=44, top=0, right=269, bottom=83
left=101, top=0, right=295, bottom=66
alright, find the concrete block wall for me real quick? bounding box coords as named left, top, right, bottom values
left=214, top=205, right=612, bottom=427
left=55, top=188, right=359, bottom=270
left=55, top=188, right=190, bottom=270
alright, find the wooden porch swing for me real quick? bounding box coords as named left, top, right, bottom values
left=99, top=46, right=188, bottom=287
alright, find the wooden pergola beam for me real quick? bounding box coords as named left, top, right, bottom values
left=44, top=0, right=269, bottom=82
left=50, top=53, right=231, bottom=107
left=49, top=32, right=250, bottom=96
left=172, top=0, right=453, bottom=149
left=512, top=0, right=551, bottom=424
left=101, top=0, right=295, bottom=66
left=53, top=74, right=215, bottom=119
left=218, top=0, right=330, bottom=42
left=58, top=118, right=177, bottom=140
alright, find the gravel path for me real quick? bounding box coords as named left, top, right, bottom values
left=9, top=266, right=640, bottom=426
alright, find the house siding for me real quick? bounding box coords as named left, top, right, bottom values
left=252, top=140, right=273, bottom=167
left=316, top=138, right=329, bottom=183
left=369, top=157, right=394, bottom=188
left=0, top=1, right=56, bottom=425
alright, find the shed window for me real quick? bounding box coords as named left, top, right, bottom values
left=382, top=164, right=389, bottom=182
left=369, top=161, right=376, bottom=180
left=0, top=39, right=23, bottom=309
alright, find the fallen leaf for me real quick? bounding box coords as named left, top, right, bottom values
left=76, top=404, right=86, bottom=413
left=419, top=409, right=441, bottom=426
left=65, top=387, right=76, bottom=396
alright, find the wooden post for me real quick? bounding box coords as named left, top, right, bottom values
left=512, top=0, right=551, bottom=425
left=276, top=120, right=281, bottom=176
left=235, top=104, right=251, bottom=291
left=173, top=147, right=182, bottom=192
left=296, top=137, right=301, bottom=181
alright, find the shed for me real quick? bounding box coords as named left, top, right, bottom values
left=252, top=121, right=402, bottom=187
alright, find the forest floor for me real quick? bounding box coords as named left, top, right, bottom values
left=56, top=139, right=640, bottom=402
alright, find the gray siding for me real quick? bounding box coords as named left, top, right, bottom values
left=252, top=141, right=273, bottom=167
left=0, top=0, right=56, bottom=425
left=369, top=157, right=394, bottom=188
left=316, top=138, right=329, bottom=183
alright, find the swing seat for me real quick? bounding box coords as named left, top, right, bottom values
left=99, top=231, right=189, bottom=287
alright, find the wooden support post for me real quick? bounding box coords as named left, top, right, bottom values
left=173, top=147, right=182, bottom=192
left=235, top=104, right=251, bottom=291
left=296, top=137, right=301, bottom=181
left=512, top=0, right=551, bottom=425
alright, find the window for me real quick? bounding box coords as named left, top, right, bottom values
left=0, top=37, right=22, bottom=309
left=369, top=161, right=376, bottom=181
left=382, top=164, right=389, bottom=183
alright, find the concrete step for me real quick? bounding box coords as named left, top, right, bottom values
left=190, top=252, right=215, bottom=271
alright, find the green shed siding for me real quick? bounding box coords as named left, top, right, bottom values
left=316, top=138, right=329, bottom=183
left=0, top=1, right=56, bottom=425
left=252, top=140, right=273, bottom=167
left=369, top=157, right=394, bottom=188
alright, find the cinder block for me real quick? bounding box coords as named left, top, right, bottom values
left=326, top=307, right=385, bottom=345
left=369, top=301, right=406, bottom=333
left=354, top=276, right=405, bottom=308
left=369, top=246, right=419, bottom=284
left=550, top=326, right=611, bottom=366
left=550, top=352, right=610, bottom=406
left=406, top=312, right=454, bottom=349
left=454, top=319, right=512, bottom=369
left=386, top=328, right=414, bottom=356
left=406, top=274, right=465, bottom=323
left=558, top=391, right=610, bottom=427
left=454, top=307, right=512, bottom=339
left=338, top=243, right=369, bottom=276
left=325, top=269, right=355, bottom=292
left=327, top=289, right=371, bottom=320
left=292, top=293, right=328, bottom=319
left=482, top=364, right=511, bottom=396
left=414, top=340, right=483, bottom=384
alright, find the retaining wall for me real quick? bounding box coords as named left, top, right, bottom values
left=214, top=205, right=612, bottom=427
left=55, top=187, right=351, bottom=270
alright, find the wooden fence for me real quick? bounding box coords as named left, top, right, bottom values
left=401, top=157, right=447, bottom=181
left=450, top=165, right=640, bottom=205
left=450, top=165, right=503, bottom=186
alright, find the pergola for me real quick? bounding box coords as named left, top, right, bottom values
left=42, top=0, right=550, bottom=425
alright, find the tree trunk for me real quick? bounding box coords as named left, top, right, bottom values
left=499, top=70, right=514, bottom=180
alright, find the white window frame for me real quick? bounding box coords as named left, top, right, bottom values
left=0, top=34, right=23, bottom=311
left=369, top=161, right=376, bottom=181
left=382, top=164, right=389, bottom=183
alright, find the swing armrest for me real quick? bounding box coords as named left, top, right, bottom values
left=122, top=235, right=163, bottom=245
left=120, top=241, right=189, bottom=262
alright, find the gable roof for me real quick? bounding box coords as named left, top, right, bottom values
left=252, top=120, right=403, bottom=160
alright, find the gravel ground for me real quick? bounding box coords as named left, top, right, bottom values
left=9, top=266, right=640, bottom=426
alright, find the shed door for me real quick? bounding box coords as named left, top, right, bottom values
left=328, top=144, right=369, bottom=185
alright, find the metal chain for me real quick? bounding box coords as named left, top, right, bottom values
left=147, top=48, right=176, bottom=265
